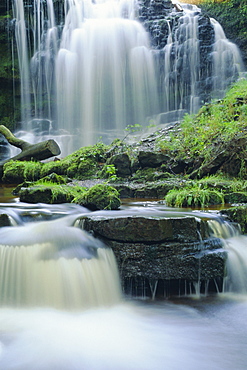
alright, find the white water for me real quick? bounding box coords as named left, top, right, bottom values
left=0, top=215, right=122, bottom=310
left=12, top=0, right=245, bottom=155
left=0, top=202, right=247, bottom=368
left=211, top=18, right=245, bottom=98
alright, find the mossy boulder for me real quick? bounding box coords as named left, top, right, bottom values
left=18, top=185, right=77, bottom=204
left=75, top=184, right=121, bottom=210
left=2, top=160, right=43, bottom=183
left=39, top=173, right=67, bottom=185
left=2, top=161, right=26, bottom=183
left=40, top=161, right=68, bottom=177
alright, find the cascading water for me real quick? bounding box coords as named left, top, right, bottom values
left=0, top=215, right=122, bottom=309
left=0, top=201, right=247, bottom=368
left=211, top=17, right=245, bottom=99
left=11, top=0, right=245, bottom=155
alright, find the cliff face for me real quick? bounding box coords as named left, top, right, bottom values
left=0, top=3, right=20, bottom=131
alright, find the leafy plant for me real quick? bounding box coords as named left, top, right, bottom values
left=165, top=184, right=224, bottom=207
left=101, top=164, right=117, bottom=182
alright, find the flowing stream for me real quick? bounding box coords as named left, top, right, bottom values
left=0, top=195, right=247, bottom=369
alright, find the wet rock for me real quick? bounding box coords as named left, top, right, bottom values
left=107, top=238, right=226, bottom=282
left=113, top=179, right=181, bottom=199
left=0, top=213, right=11, bottom=227
left=79, top=213, right=227, bottom=296
left=83, top=215, right=205, bottom=242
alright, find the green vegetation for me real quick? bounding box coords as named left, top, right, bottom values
left=3, top=142, right=111, bottom=184
left=199, top=0, right=247, bottom=63
left=75, top=183, right=121, bottom=210
left=164, top=174, right=247, bottom=208
left=18, top=182, right=85, bottom=204
left=165, top=185, right=224, bottom=207
left=99, top=164, right=118, bottom=182
left=17, top=180, right=121, bottom=210
left=157, top=78, right=247, bottom=163
left=3, top=78, right=247, bottom=209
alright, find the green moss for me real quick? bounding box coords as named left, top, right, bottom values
left=64, top=142, right=109, bottom=164
left=197, top=174, right=247, bottom=192
left=2, top=161, right=26, bottom=183
left=2, top=160, right=42, bottom=183
left=40, top=161, right=69, bottom=177
left=75, top=184, right=121, bottom=210
left=19, top=183, right=86, bottom=204
left=77, top=159, right=97, bottom=179
left=36, top=173, right=67, bottom=185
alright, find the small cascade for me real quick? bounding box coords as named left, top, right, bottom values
left=223, top=236, right=247, bottom=294
left=11, top=0, right=245, bottom=155
left=0, top=217, right=122, bottom=309
left=162, top=5, right=201, bottom=114
left=207, top=217, right=247, bottom=295
left=211, top=18, right=245, bottom=99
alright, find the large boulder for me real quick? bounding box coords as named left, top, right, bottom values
left=80, top=214, right=227, bottom=297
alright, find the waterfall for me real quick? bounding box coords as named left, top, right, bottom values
left=11, top=0, right=245, bottom=155
left=0, top=216, right=122, bottom=309
left=211, top=17, right=245, bottom=99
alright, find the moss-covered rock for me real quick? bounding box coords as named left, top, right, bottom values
left=38, top=173, right=67, bottom=185
left=18, top=184, right=85, bottom=204
left=40, top=161, right=69, bottom=177
left=75, top=184, right=121, bottom=210
left=2, top=160, right=42, bottom=183
left=2, top=161, right=26, bottom=183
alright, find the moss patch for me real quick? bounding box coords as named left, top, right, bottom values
left=75, top=184, right=121, bottom=210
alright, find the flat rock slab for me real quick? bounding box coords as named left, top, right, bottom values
left=83, top=215, right=207, bottom=243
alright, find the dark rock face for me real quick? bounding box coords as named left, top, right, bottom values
left=138, top=151, right=170, bottom=168
left=0, top=213, right=11, bottom=226
left=81, top=214, right=227, bottom=297
left=138, top=0, right=215, bottom=110
left=108, top=153, right=132, bottom=177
